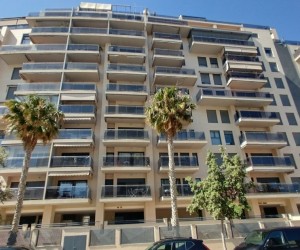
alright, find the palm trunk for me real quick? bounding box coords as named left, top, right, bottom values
left=221, top=219, right=227, bottom=250
left=7, top=148, right=32, bottom=246
left=167, top=133, right=179, bottom=237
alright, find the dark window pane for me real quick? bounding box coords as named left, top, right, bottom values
left=269, top=62, right=279, bottom=72
left=286, top=113, right=297, bottom=125
left=198, top=57, right=207, bottom=67
left=280, top=95, right=291, bottom=106
left=6, top=86, right=17, bottom=100
left=274, top=78, right=284, bottom=89
left=224, top=131, right=235, bottom=145
left=220, top=110, right=230, bottom=123
left=207, top=110, right=218, bottom=123
left=293, top=132, right=300, bottom=146
left=210, top=57, right=218, bottom=68
left=11, top=67, right=21, bottom=80
left=200, top=73, right=210, bottom=84
left=210, top=130, right=221, bottom=145
left=213, top=74, right=222, bottom=85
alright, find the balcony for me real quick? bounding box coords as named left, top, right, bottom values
left=152, top=32, right=182, bottom=50
left=0, top=157, right=49, bottom=174
left=153, top=67, right=197, bottom=86
left=30, top=27, right=69, bottom=44
left=104, top=105, right=145, bottom=123
left=103, top=129, right=150, bottom=147
left=0, top=44, right=100, bottom=64
left=196, top=88, right=273, bottom=107
left=20, top=62, right=100, bottom=82
left=157, top=131, right=207, bottom=149
left=100, top=185, right=152, bottom=202
left=102, top=156, right=151, bottom=173
left=223, top=54, right=262, bottom=73
left=15, top=83, right=60, bottom=96
left=10, top=187, right=44, bottom=201
left=158, top=156, right=199, bottom=173
left=108, top=46, right=145, bottom=64
left=160, top=184, right=193, bottom=201
left=147, top=17, right=188, bottom=35
left=240, top=132, right=287, bottom=149
left=226, top=72, right=268, bottom=90
left=49, top=156, right=93, bottom=176
left=107, top=64, right=147, bottom=82
left=245, top=156, right=295, bottom=173
left=27, top=11, right=72, bottom=27
left=53, top=129, right=94, bottom=148
left=152, top=49, right=185, bottom=67
left=235, top=110, right=281, bottom=127
left=108, top=29, right=146, bottom=46
left=61, top=82, right=97, bottom=102
left=45, top=186, right=90, bottom=204
left=59, top=105, right=96, bottom=123
left=105, top=83, right=147, bottom=102
left=189, top=35, right=256, bottom=54
left=247, top=183, right=300, bottom=199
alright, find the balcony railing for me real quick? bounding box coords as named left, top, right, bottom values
left=57, top=129, right=93, bottom=139
left=246, top=156, right=293, bottom=168
left=153, top=48, right=183, bottom=57
left=234, top=111, right=280, bottom=121
left=50, top=156, right=92, bottom=168
left=101, top=185, right=151, bottom=198
left=222, top=54, right=259, bottom=64
left=159, top=131, right=205, bottom=141
left=103, top=156, right=150, bottom=167
left=28, top=11, right=72, bottom=17
left=73, top=11, right=108, bottom=18
left=106, top=84, right=146, bottom=92
left=240, top=132, right=287, bottom=144
left=22, top=62, right=98, bottom=71
left=109, top=29, right=144, bottom=37
left=108, top=46, right=145, bottom=53
left=156, top=87, right=189, bottom=95
left=59, top=105, right=95, bottom=114
left=2, top=157, right=49, bottom=169
left=16, top=83, right=60, bottom=92
left=45, top=186, right=90, bottom=199
left=191, top=36, right=255, bottom=47
left=248, top=183, right=300, bottom=194
left=10, top=187, right=44, bottom=200
left=148, top=17, right=187, bottom=26
left=111, top=13, right=143, bottom=21
left=160, top=184, right=193, bottom=197
left=31, top=27, right=69, bottom=33
left=105, top=105, right=144, bottom=115
left=104, top=129, right=149, bottom=140
left=155, top=66, right=195, bottom=75
left=159, top=156, right=199, bottom=168
left=61, top=82, right=96, bottom=91
left=71, top=27, right=107, bottom=34
left=153, top=32, right=181, bottom=40
left=0, top=44, right=99, bottom=52
left=226, top=72, right=265, bottom=81
left=107, top=64, right=146, bottom=72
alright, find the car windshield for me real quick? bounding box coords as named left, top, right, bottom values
left=245, top=230, right=268, bottom=245
left=145, top=242, right=160, bottom=250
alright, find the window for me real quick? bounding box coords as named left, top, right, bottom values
left=224, top=131, right=235, bottom=145
left=274, top=78, right=284, bottom=89
left=280, top=95, right=291, bottom=106
left=213, top=74, right=222, bottom=85
left=21, top=34, right=30, bottom=44
left=264, top=47, right=273, bottom=57
left=269, top=62, right=279, bottom=72
left=6, top=86, right=17, bottom=100
left=286, top=113, right=297, bottom=125
left=281, top=132, right=289, bottom=146
left=269, top=94, right=277, bottom=106
left=200, top=73, right=210, bottom=84
left=283, top=154, right=297, bottom=169
left=207, top=110, right=218, bottom=123
left=291, top=177, right=300, bottom=183
left=220, top=110, right=230, bottom=123
left=210, top=130, right=221, bottom=145
left=293, top=132, right=300, bottom=146
left=11, top=67, right=21, bottom=80
left=198, top=57, right=207, bottom=67
left=210, top=58, right=219, bottom=68
left=264, top=77, right=271, bottom=88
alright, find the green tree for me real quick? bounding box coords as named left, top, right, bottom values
left=187, top=148, right=252, bottom=250
left=4, top=95, right=64, bottom=246
left=0, top=147, right=12, bottom=204
left=145, top=87, right=195, bottom=236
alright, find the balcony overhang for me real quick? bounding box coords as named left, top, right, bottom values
left=30, top=33, right=68, bottom=44
left=240, top=141, right=287, bottom=149
left=159, top=166, right=200, bottom=173
left=152, top=55, right=185, bottom=67
left=104, top=114, right=146, bottom=123
left=235, top=118, right=280, bottom=127
left=100, top=196, right=152, bottom=203
left=101, top=166, right=151, bottom=173
left=102, top=138, right=150, bottom=147
left=227, top=77, right=267, bottom=90
left=107, top=70, right=147, bottom=82
left=246, top=193, right=300, bottom=199
left=246, top=166, right=295, bottom=173
left=48, top=170, right=92, bottom=176
left=157, top=140, right=207, bottom=149
left=60, top=93, right=97, bottom=102
left=152, top=38, right=182, bottom=50
left=105, top=91, right=147, bottom=102
left=108, top=51, right=146, bottom=64
left=0, top=167, right=48, bottom=174
left=153, top=73, right=197, bottom=86
left=224, top=61, right=263, bottom=73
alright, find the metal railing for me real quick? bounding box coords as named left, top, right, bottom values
left=50, top=156, right=92, bottom=168
left=107, top=64, right=146, bottom=72
left=103, top=156, right=150, bottom=167
left=105, top=105, right=144, bottom=115
left=31, top=27, right=69, bottom=33
left=159, top=156, right=199, bottom=168
left=109, top=29, right=144, bottom=37
left=10, top=187, right=44, bottom=200
left=108, top=45, right=145, bottom=53
left=226, top=72, right=265, bottom=80
left=112, top=13, right=143, bottom=21
left=155, top=66, right=195, bottom=75
left=57, top=129, right=93, bottom=139
left=106, top=83, right=146, bottom=92
left=104, top=129, right=149, bottom=140
left=73, top=11, right=108, bottom=18
left=153, top=48, right=184, bottom=57
left=61, top=82, right=96, bottom=91
left=158, top=131, right=206, bottom=141
left=0, top=44, right=99, bottom=52
left=16, top=83, right=60, bottom=92
left=234, top=110, right=280, bottom=121
left=153, top=32, right=181, bottom=40
left=45, top=186, right=90, bottom=199
left=101, top=185, right=151, bottom=198
left=248, top=183, right=300, bottom=194
left=59, top=105, right=95, bottom=114
left=71, top=27, right=107, bottom=34
left=28, top=11, right=72, bottom=17
left=22, top=62, right=98, bottom=70
left=191, top=35, right=255, bottom=46
left=2, top=157, right=49, bottom=169
left=246, top=156, right=293, bottom=168
left=148, top=16, right=187, bottom=26
left=160, top=184, right=193, bottom=197
left=240, top=132, right=287, bottom=144
left=222, top=54, right=259, bottom=63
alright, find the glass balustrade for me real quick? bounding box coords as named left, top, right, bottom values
left=104, top=130, right=149, bottom=140
left=59, top=105, right=95, bottom=113
left=155, top=66, right=195, bottom=75
left=0, top=106, right=8, bottom=115
left=21, top=62, right=98, bottom=71
left=160, top=184, right=193, bottom=197
left=234, top=111, right=280, bottom=121
left=58, top=129, right=93, bottom=139
left=153, top=32, right=181, bottom=40
left=103, top=156, right=150, bottom=167
left=61, top=82, right=96, bottom=91
left=106, top=84, right=146, bottom=92
left=71, top=27, right=107, bottom=34
left=158, top=131, right=205, bottom=141
left=159, top=156, right=199, bottom=167
left=240, top=132, right=286, bottom=144
left=226, top=72, right=265, bottom=80
left=107, top=64, right=145, bottom=72
left=248, top=183, right=300, bottom=194
left=105, top=106, right=144, bottom=115
left=50, top=156, right=92, bottom=168
left=73, top=11, right=108, bottom=18
left=154, top=48, right=183, bottom=57
left=148, top=17, right=187, bottom=25
left=108, top=45, right=145, bottom=53
left=46, top=186, right=90, bottom=199
left=109, top=29, right=144, bottom=37
left=246, top=156, right=293, bottom=168
left=2, top=157, right=49, bottom=169
left=31, top=27, right=69, bottom=33
left=28, top=11, right=72, bottom=17
left=191, top=36, right=255, bottom=46
left=16, top=83, right=60, bottom=92
left=10, top=187, right=44, bottom=200
left=101, top=185, right=151, bottom=198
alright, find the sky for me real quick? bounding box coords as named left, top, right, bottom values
left=0, top=0, right=299, bottom=41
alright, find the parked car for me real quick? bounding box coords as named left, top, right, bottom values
left=234, top=227, right=300, bottom=250
left=146, top=237, right=210, bottom=250
left=0, top=247, right=29, bottom=250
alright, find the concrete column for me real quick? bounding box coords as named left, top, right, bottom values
left=248, top=200, right=261, bottom=218
left=154, top=226, right=160, bottom=241
left=95, top=203, right=104, bottom=227
left=0, top=209, right=6, bottom=225
left=190, top=224, right=197, bottom=239
left=115, top=228, right=121, bottom=246
left=144, top=201, right=156, bottom=222
left=41, top=205, right=55, bottom=225
left=286, top=199, right=299, bottom=215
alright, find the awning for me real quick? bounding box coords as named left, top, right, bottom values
left=48, top=171, right=91, bottom=177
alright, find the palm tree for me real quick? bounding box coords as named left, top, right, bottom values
left=145, top=87, right=195, bottom=236
left=4, top=95, right=64, bottom=245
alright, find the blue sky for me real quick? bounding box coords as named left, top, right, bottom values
left=0, top=0, right=299, bottom=41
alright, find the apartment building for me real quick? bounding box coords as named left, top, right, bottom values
left=0, top=2, right=300, bottom=227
